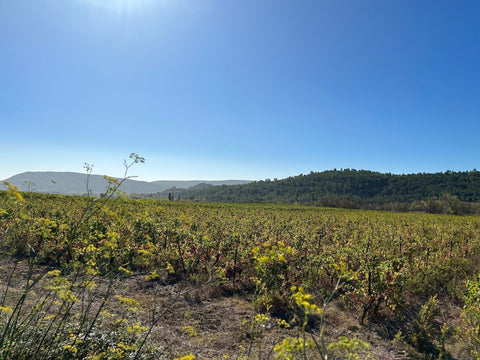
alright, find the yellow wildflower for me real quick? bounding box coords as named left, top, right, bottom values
left=63, top=344, right=78, bottom=353
left=0, top=306, right=13, bottom=313
left=174, top=355, right=196, bottom=360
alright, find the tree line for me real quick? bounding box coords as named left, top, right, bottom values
left=174, top=169, right=480, bottom=214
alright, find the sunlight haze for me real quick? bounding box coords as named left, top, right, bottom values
left=1, top=0, right=479, bottom=181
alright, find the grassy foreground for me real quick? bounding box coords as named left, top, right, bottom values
left=2, top=184, right=480, bottom=359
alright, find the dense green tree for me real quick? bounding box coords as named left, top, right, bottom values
left=175, top=169, right=480, bottom=212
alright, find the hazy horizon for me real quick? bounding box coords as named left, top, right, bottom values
left=1, top=170, right=254, bottom=182
left=4, top=167, right=480, bottom=184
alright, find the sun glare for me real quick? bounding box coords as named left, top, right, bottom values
left=81, top=0, right=158, bottom=13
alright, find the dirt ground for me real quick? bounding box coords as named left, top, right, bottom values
left=119, top=276, right=413, bottom=359
left=0, top=257, right=465, bottom=359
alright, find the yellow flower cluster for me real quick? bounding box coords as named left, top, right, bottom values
left=182, top=325, right=198, bottom=338
left=291, top=286, right=322, bottom=315
left=45, top=270, right=79, bottom=303
left=0, top=306, right=13, bottom=314
left=127, top=323, right=147, bottom=333
left=273, top=337, right=314, bottom=359
left=252, top=241, right=294, bottom=265
left=174, top=355, right=196, bottom=360
left=62, top=344, right=78, bottom=353
left=60, top=289, right=79, bottom=303
left=254, top=313, right=270, bottom=324
left=115, top=295, right=140, bottom=311
left=145, top=269, right=160, bottom=281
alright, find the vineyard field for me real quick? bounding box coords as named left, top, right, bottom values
left=1, top=188, right=480, bottom=359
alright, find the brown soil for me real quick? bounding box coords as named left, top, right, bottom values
left=0, top=257, right=466, bottom=359
left=117, top=276, right=412, bottom=359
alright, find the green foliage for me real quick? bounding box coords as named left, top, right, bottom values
left=175, top=169, right=480, bottom=213
left=408, top=295, right=443, bottom=355
left=252, top=241, right=296, bottom=314
left=273, top=337, right=314, bottom=359
left=327, top=336, right=370, bottom=360
left=460, top=274, right=480, bottom=359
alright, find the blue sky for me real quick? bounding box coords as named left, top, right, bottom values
left=1, top=0, right=479, bottom=181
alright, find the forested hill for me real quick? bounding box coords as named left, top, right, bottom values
left=181, top=169, right=480, bottom=204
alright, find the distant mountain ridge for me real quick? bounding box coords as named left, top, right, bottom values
left=5, top=170, right=480, bottom=210
left=1, top=172, right=251, bottom=195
